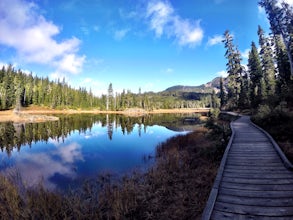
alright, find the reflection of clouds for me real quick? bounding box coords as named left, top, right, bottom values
left=147, top=130, right=154, bottom=135
left=83, top=130, right=106, bottom=139
left=4, top=142, right=84, bottom=190
left=58, top=143, right=84, bottom=163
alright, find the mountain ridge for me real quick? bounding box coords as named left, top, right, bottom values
left=163, top=77, right=222, bottom=93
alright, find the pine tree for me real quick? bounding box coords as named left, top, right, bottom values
left=259, top=0, right=293, bottom=76
left=223, top=30, right=243, bottom=108
left=248, top=41, right=264, bottom=107
left=238, top=71, right=250, bottom=109
left=107, top=83, right=114, bottom=111
left=275, top=34, right=291, bottom=96
left=258, top=26, right=276, bottom=97
left=219, top=77, right=226, bottom=108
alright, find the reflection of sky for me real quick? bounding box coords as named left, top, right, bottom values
left=3, top=142, right=84, bottom=190
left=0, top=123, right=187, bottom=191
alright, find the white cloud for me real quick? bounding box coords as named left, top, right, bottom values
left=216, top=70, right=228, bottom=78
left=207, top=35, right=224, bottom=46
left=166, top=68, right=174, bottom=73
left=277, top=0, right=293, bottom=7
left=0, top=0, right=85, bottom=74
left=241, top=48, right=250, bottom=59
left=114, top=28, right=130, bottom=40
left=146, top=1, right=203, bottom=47
left=57, top=53, right=86, bottom=74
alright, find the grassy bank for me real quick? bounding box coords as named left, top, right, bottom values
left=0, top=113, right=234, bottom=219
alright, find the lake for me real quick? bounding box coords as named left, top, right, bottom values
left=0, top=113, right=203, bottom=191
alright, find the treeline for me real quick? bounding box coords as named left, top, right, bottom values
left=0, top=65, right=101, bottom=110
left=0, top=65, right=214, bottom=111
left=220, top=0, right=293, bottom=111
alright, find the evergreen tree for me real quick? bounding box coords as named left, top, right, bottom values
left=223, top=30, right=243, bottom=108
left=107, top=83, right=114, bottom=111
left=259, top=0, right=293, bottom=76
left=219, top=77, right=226, bottom=108
left=275, top=34, right=291, bottom=96
left=238, top=71, right=250, bottom=109
left=258, top=26, right=276, bottom=97
left=248, top=41, right=264, bottom=107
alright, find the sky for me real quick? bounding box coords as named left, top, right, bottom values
left=0, top=0, right=291, bottom=96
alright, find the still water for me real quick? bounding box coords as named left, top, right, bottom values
left=0, top=113, right=202, bottom=191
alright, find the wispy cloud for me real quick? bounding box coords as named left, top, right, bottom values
left=114, top=28, right=130, bottom=40
left=207, top=35, right=224, bottom=46
left=277, top=0, right=293, bottom=7
left=166, top=68, right=174, bottom=73
left=0, top=0, right=85, bottom=74
left=216, top=70, right=228, bottom=78
left=145, top=0, right=203, bottom=47
left=241, top=48, right=250, bottom=59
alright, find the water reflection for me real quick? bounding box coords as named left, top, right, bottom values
left=0, top=113, right=203, bottom=190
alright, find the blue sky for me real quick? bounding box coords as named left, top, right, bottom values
left=0, top=0, right=287, bottom=95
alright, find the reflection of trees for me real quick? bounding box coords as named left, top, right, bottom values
left=106, top=114, right=113, bottom=140
left=0, top=113, right=204, bottom=156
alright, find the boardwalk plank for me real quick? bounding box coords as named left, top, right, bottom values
left=220, top=188, right=293, bottom=198
left=224, top=168, right=292, bottom=174
left=221, top=181, right=293, bottom=191
left=217, top=194, right=293, bottom=207
left=211, top=210, right=293, bottom=220
left=222, top=176, right=293, bottom=184
left=223, top=172, right=293, bottom=179
left=214, top=201, right=293, bottom=216
left=202, top=116, right=293, bottom=220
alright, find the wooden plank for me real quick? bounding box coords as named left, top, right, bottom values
left=211, top=210, right=293, bottom=220
left=222, top=176, right=293, bottom=184
left=226, top=162, right=282, bottom=167
left=227, top=158, right=280, bottom=162
left=214, top=201, right=293, bottom=216
left=203, top=115, right=293, bottom=220
left=217, top=194, right=293, bottom=207
left=220, top=188, right=293, bottom=198
left=221, top=181, right=293, bottom=191
left=223, top=172, right=293, bottom=179
left=224, top=168, right=292, bottom=174
left=224, top=165, right=288, bottom=171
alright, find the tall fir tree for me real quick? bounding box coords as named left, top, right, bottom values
left=223, top=30, right=243, bottom=108
left=258, top=26, right=276, bottom=97
left=107, top=83, right=114, bottom=111
left=275, top=34, right=291, bottom=97
left=248, top=41, right=264, bottom=107
left=219, top=77, right=226, bottom=108
left=238, top=71, right=250, bottom=109
left=259, top=0, right=293, bottom=76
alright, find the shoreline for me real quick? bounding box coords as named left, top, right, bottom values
left=0, top=107, right=210, bottom=123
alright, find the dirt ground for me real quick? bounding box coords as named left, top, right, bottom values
left=0, top=106, right=210, bottom=123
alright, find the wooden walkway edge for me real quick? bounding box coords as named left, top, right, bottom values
left=202, top=115, right=293, bottom=220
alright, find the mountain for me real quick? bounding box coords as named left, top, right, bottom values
left=163, top=77, right=223, bottom=93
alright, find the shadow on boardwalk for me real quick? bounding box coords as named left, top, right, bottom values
left=202, top=115, right=293, bottom=220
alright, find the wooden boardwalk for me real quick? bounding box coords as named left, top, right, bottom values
left=202, top=116, right=293, bottom=220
